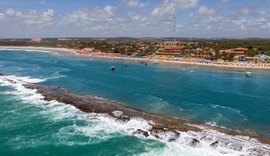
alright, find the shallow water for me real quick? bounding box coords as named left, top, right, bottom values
left=0, top=49, right=270, bottom=155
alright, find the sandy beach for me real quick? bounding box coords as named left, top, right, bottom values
left=1, top=46, right=270, bottom=70
left=0, top=46, right=79, bottom=56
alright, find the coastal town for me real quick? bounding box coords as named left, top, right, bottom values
left=1, top=38, right=270, bottom=69
left=2, top=0, right=270, bottom=155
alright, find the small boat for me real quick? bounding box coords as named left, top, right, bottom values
left=111, top=66, right=115, bottom=71
left=246, top=72, right=252, bottom=77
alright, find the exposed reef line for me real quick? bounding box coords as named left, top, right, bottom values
left=22, top=83, right=270, bottom=145
left=0, top=73, right=269, bottom=155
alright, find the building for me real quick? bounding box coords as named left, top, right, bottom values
left=234, top=47, right=249, bottom=53
left=157, top=45, right=185, bottom=55
left=80, top=48, right=95, bottom=53
left=31, top=38, right=42, bottom=42
left=224, top=48, right=249, bottom=55
left=135, top=52, right=147, bottom=56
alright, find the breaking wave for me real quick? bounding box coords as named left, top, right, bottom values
left=0, top=48, right=59, bottom=55
left=0, top=75, right=269, bottom=156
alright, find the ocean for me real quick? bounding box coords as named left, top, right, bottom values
left=0, top=49, right=270, bottom=155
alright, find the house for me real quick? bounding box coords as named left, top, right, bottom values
left=136, top=52, right=147, bottom=56
left=233, top=47, right=249, bottom=54
left=224, top=48, right=249, bottom=55
left=156, top=45, right=185, bottom=55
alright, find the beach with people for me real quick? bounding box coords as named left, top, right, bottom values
left=1, top=0, right=270, bottom=155
left=1, top=45, right=270, bottom=70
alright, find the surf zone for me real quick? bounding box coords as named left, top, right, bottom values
left=0, top=73, right=270, bottom=156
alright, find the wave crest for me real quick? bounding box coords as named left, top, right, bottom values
left=0, top=74, right=269, bottom=156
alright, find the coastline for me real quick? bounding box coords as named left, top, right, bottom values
left=0, top=46, right=79, bottom=56
left=1, top=45, right=270, bottom=70
left=1, top=47, right=270, bottom=155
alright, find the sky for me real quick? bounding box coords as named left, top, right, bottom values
left=0, top=0, right=270, bottom=38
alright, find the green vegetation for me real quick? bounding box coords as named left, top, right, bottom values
left=192, top=39, right=270, bottom=55
left=0, top=38, right=270, bottom=59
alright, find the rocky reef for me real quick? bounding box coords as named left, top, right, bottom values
left=23, top=84, right=270, bottom=155
left=0, top=73, right=269, bottom=155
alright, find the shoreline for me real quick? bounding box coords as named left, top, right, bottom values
left=0, top=46, right=79, bottom=56
left=1, top=45, right=270, bottom=71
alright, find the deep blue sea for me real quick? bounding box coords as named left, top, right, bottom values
left=0, top=49, right=270, bottom=155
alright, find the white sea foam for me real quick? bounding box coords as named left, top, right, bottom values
left=209, top=104, right=248, bottom=121
left=140, top=129, right=270, bottom=156
left=210, top=104, right=240, bottom=113
left=205, top=121, right=218, bottom=127
left=0, top=48, right=59, bottom=55
left=142, top=94, right=184, bottom=112
left=0, top=75, right=269, bottom=156
left=46, top=73, right=66, bottom=80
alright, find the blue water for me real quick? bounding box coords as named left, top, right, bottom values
left=0, top=49, right=270, bottom=155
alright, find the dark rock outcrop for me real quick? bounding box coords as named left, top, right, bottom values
left=133, top=129, right=149, bottom=137
left=22, top=83, right=270, bottom=146
left=23, top=84, right=200, bottom=134
left=189, top=138, right=200, bottom=147
left=210, top=141, right=219, bottom=148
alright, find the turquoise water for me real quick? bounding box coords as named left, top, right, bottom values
left=0, top=49, right=270, bottom=155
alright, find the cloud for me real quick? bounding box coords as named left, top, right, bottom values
left=128, top=13, right=146, bottom=22
left=61, top=6, right=119, bottom=25
left=170, top=0, right=198, bottom=9
left=0, top=0, right=270, bottom=38
left=22, top=9, right=54, bottom=25
left=151, top=3, right=175, bottom=19
left=0, top=13, right=4, bottom=20
left=241, top=8, right=250, bottom=14
left=222, top=0, right=230, bottom=4
left=4, top=8, right=54, bottom=25
left=150, top=0, right=198, bottom=20
left=234, top=4, right=270, bottom=18
left=123, top=0, right=145, bottom=8
left=204, top=15, right=223, bottom=23
left=198, top=6, right=215, bottom=15
left=59, top=5, right=123, bottom=36
left=219, top=0, right=230, bottom=8
left=0, top=9, right=55, bottom=38
left=104, top=5, right=115, bottom=16
left=231, top=17, right=269, bottom=31
left=5, top=8, right=16, bottom=16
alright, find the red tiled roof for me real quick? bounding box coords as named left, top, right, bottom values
left=234, top=48, right=249, bottom=51
left=163, top=45, right=184, bottom=50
